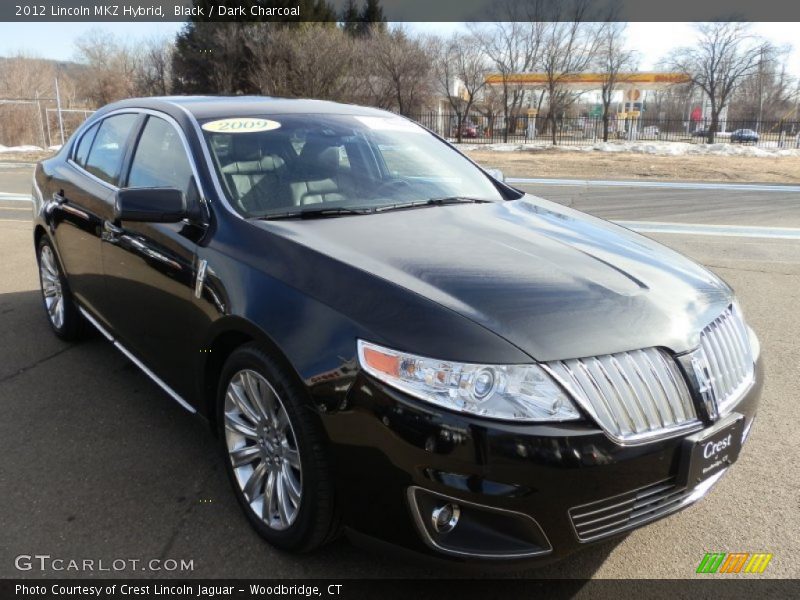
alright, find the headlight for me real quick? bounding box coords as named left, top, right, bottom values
left=357, top=340, right=581, bottom=422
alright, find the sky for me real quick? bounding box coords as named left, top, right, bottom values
left=0, top=21, right=799, bottom=76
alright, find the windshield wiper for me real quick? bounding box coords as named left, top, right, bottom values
left=258, top=206, right=375, bottom=220
left=258, top=197, right=491, bottom=220
left=375, top=196, right=492, bottom=213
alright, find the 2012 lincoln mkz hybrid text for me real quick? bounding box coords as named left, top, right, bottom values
left=32, top=97, right=762, bottom=564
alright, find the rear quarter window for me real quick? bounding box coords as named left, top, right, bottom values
left=73, top=123, right=99, bottom=168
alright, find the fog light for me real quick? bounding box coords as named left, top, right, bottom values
left=431, top=503, right=460, bottom=534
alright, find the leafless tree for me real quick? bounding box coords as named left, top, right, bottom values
left=73, top=29, right=139, bottom=105
left=433, top=33, right=489, bottom=142
left=247, top=24, right=356, bottom=100
left=595, top=21, right=636, bottom=141
left=135, top=36, right=174, bottom=96
left=470, top=1, right=546, bottom=142
left=729, top=44, right=796, bottom=124
left=367, top=28, right=434, bottom=116
left=669, top=22, right=767, bottom=142
left=539, top=1, right=603, bottom=144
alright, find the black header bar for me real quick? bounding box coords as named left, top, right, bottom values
left=3, top=0, right=800, bottom=22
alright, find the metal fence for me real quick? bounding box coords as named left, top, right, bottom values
left=409, top=112, right=800, bottom=149
left=0, top=99, right=95, bottom=149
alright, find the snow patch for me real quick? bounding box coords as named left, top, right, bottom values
left=0, top=144, right=45, bottom=153
left=461, top=140, right=800, bottom=157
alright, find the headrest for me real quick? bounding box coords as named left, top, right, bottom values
left=221, top=155, right=285, bottom=175
left=230, top=134, right=262, bottom=162
left=298, top=138, right=340, bottom=176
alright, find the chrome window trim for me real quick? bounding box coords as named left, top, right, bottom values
left=70, top=120, right=100, bottom=165
left=406, top=486, right=553, bottom=559
left=67, top=107, right=209, bottom=204
left=78, top=306, right=196, bottom=414
left=67, top=157, right=119, bottom=192
left=166, top=100, right=247, bottom=221
left=66, top=110, right=140, bottom=191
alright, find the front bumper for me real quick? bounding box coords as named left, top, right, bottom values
left=321, top=357, right=763, bottom=564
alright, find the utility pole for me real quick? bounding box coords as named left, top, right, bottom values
left=795, top=79, right=800, bottom=123
left=54, top=76, right=65, bottom=146
left=756, top=46, right=765, bottom=133
left=34, top=91, right=46, bottom=149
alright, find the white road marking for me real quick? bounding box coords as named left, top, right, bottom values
left=0, top=162, right=36, bottom=168
left=617, top=220, right=800, bottom=240
left=0, top=192, right=32, bottom=202
left=508, top=177, right=800, bottom=193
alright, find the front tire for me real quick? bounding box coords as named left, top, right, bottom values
left=36, top=236, right=85, bottom=340
left=217, top=344, right=339, bottom=552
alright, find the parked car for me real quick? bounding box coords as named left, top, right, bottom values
left=691, top=128, right=709, bottom=138
left=731, top=129, right=759, bottom=143
left=33, top=97, right=762, bottom=565
left=641, top=125, right=660, bottom=138
left=451, top=120, right=479, bottom=139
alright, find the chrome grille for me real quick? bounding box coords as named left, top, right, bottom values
left=547, top=348, right=699, bottom=444
left=570, top=478, right=685, bottom=541
left=694, top=305, right=754, bottom=415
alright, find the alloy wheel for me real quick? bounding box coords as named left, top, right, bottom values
left=223, top=369, right=303, bottom=530
left=39, top=245, right=65, bottom=330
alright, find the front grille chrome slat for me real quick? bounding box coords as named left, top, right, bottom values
left=546, top=304, right=754, bottom=444
left=548, top=348, right=698, bottom=444
left=570, top=478, right=690, bottom=541
left=697, top=305, right=755, bottom=415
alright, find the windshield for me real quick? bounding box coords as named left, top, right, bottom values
left=200, top=114, right=505, bottom=218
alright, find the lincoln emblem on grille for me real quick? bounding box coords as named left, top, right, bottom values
left=691, top=354, right=719, bottom=420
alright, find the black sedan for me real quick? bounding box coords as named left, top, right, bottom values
left=32, top=97, right=762, bottom=564
left=731, top=129, right=760, bottom=143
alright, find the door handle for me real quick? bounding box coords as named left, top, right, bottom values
left=45, top=191, right=66, bottom=216
left=102, top=220, right=123, bottom=241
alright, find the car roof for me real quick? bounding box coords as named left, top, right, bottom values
left=97, top=96, right=395, bottom=121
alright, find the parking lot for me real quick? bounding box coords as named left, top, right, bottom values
left=0, top=163, right=798, bottom=578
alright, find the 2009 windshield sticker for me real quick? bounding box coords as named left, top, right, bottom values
left=201, top=118, right=281, bottom=133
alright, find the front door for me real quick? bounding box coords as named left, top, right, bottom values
left=101, top=114, right=208, bottom=400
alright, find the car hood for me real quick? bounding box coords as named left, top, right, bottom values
left=257, top=196, right=732, bottom=361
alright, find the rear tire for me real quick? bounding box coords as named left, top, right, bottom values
left=36, top=235, right=85, bottom=341
left=217, top=343, right=340, bottom=552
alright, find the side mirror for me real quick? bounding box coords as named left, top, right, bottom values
left=485, top=168, right=505, bottom=183
left=115, top=188, right=186, bottom=223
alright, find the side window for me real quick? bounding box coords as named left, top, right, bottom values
left=73, top=122, right=99, bottom=167
left=127, top=116, right=194, bottom=197
left=84, top=114, right=138, bottom=186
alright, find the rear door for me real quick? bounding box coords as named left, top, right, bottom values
left=100, top=113, right=208, bottom=399
left=46, top=113, right=140, bottom=317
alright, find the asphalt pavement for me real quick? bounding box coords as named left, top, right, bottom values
left=1, top=164, right=798, bottom=578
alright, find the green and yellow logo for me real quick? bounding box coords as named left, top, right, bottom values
left=697, top=552, right=773, bottom=574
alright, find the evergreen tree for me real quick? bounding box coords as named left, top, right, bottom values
left=172, top=0, right=338, bottom=93
left=341, top=0, right=360, bottom=36
left=356, top=0, right=387, bottom=37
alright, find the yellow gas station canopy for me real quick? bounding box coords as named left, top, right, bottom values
left=485, top=72, right=690, bottom=90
